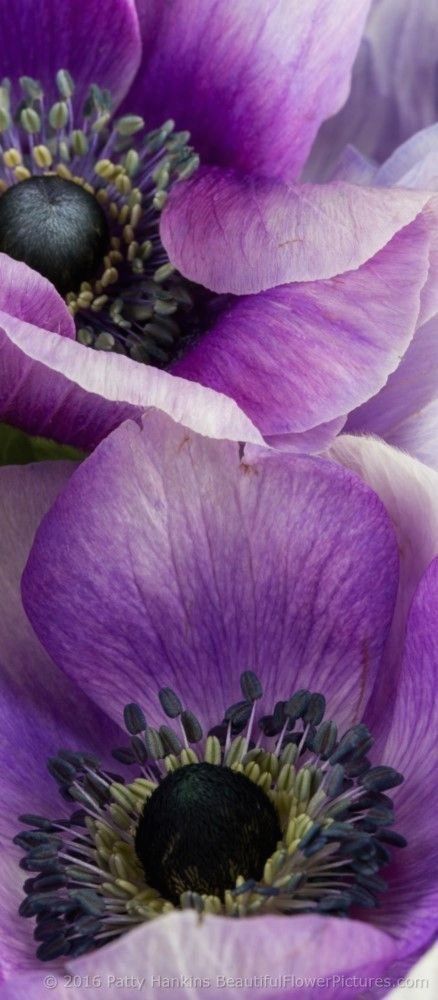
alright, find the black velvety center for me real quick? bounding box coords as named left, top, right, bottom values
left=0, top=175, right=109, bottom=295
left=135, top=762, right=282, bottom=903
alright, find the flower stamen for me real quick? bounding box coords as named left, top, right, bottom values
left=16, top=672, right=405, bottom=962
left=0, top=71, right=199, bottom=365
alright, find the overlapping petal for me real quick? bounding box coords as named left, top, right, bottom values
left=307, top=0, right=438, bottom=178
left=69, top=911, right=396, bottom=1000
left=0, top=255, right=74, bottom=339
left=329, top=435, right=438, bottom=737
left=161, top=168, right=432, bottom=295
left=0, top=0, right=141, bottom=111
left=310, top=126, right=438, bottom=465
left=374, top=125, right=438, bottom=188
left=22, top=410, right=398, bottom=736
left=129, top=0, right=371, bottom=183
left=346, top=317, right=438, bottom=470
left=172, top=218, right=430, bottom=436
left=0, top=256, right=263, bottom=449
left=0, top=463, right=122, bottom=980
left=371, top=560, right=438, bottom=958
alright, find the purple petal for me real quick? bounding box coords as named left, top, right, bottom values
left=374, top=125, right=438, bottom=188
left=377, top=398, right=438, bottom=472
left=0, top=303, right=263, bottom=450
left=266, top=416, right=347, bottom=456
left=126, top=0, right=370, bottom=183
left=161, top=167, right=433, bottom=295
left=0, top=463, right=121, bottom=979
left=328, top=145, right=377, bottom=185
left=23, top=410, right=398, bottom=737
left=0, top=254, right=74, bottom=338
left=172, top=218, right=430, bottom=437
left=370, top=560, right=438, bottom=956
left=67, top=911, right=396, bottom=999
left=346, top=316, right=438, bottom=470
left=387, top=948, right=438, bottom=1000
left=329, top=436, right=438, bottom=734
left=0, top=0, right=141, bottom=111
left=307, top=0, right=438, bottom=178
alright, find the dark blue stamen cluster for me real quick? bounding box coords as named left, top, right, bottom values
left=16, top=673, right=406, bottom=964
left=0, top=71, right=200, bottom=366
left=16, top=751, right=124, bottom=961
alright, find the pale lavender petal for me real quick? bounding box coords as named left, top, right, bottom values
left=0, top=975, right=68, bottom=999
left=329, top=435, right=438, bottom=736
left=0, top=0, right=141, bottom=111
left=128, top=0, right=371, bottom=182
left=0, top=254, right=74, bottom=338
left=23, top=410, right=398, bottom=738
left=0, top=308, right=263, bottom=449
left=329, top=145, right=377, bottom=184
left=161, top=167, right=433, bottom=295
left=329, top=432, right=438, bottom=955
left=380, top=399, right=438, bottom=472
left=393, top=153, right=438, bottom=191
left=172, top=219, right=430, bottom=437
left=307, top=0, right=438, bottom=178
left=68, top=911, right=396, bottom=1000
left=266, top=416, right=347, bottom=456
left=346, top=316, right=438, bottom=469
left=370, top=560, right=438, bottom=956
left=0, top=463, right=121, bottom=979
left=374, top=125, right=438, bottom=187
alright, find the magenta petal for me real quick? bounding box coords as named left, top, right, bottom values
left=127, top=0, right=371, bottom=183
left=173, top=217, right=430, bottom=437
left=0, top=0, right=141, bottom=110
left=22, top=410, right=398, bottom=736
left=68, top=911, right=396, bottom=1000
left=161, top=167, right=433, bottom=295
left=0, top=310, right=263, bottom=449
left=0, top=463, right=121, bottom=980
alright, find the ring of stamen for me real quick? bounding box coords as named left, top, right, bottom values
left=0, top=71, right=199, bottom=365
left=16, top=673, right=405, bottom=962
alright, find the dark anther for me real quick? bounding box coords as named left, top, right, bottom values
left=159, top=688, right=183, bottom=719
left=240, top=671, right=263, bottom=702
left=284, top=690, right=311, bottom=721
left=123, top=703, right=147, bottom=735
left=135, top=762, right=281, bottom=904
left=0, top=176, right=109, bottom=294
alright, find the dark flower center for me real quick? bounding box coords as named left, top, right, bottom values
left=15, top=673, right=406, bottom=963
left=0, top=70, right=200, bottom=365
left=135, top=762, right=281, bottom=903
left=0, top=175, right=109, bottom=295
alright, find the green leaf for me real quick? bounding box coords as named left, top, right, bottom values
left=0, top=423, right=86, bottom=465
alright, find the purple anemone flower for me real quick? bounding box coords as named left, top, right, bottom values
left=1, top=0, right=438, bottom=455
left=0, top=411, right=437, bottom=997
left=307, top=0, right=438, bottom=471
left=309, top=0, right=438, bottom=177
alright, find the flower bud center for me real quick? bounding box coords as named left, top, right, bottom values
left=135, top=762, right=281, bottom=903
left=0, top=175, right=109, bottom=294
